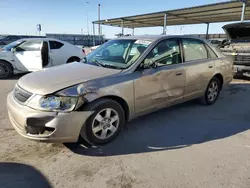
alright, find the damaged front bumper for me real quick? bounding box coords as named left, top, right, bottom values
left=221, top=52, right=250, bottom=75
left=7, top=91, right=92, bottom=143
left=233, top=65, right=250, bottom=76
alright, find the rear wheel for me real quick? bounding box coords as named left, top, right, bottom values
left=80, top=99, right=125, bottom=145
left=199, top=77, right=221, bottom=105
left=0, top=61, right=13, bottom=79
left=66, top=57, right=80, bottom=63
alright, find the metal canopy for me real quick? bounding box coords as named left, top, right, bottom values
left=93, top=1, right=250, bottom=28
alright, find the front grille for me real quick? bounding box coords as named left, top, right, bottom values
left=14, top=86, right=32, bottom=103
left=234, top=55, right=250, bottom=65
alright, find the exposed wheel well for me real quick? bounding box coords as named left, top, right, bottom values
left=79, top=96, right=130, bottom=122
left=213, top=73, right=223, bottom=90
left=0, top=60, right=14, bottom=71
left=66, top=56, right=80, bottom=63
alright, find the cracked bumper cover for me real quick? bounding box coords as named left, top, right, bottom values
left=7, top=91, right=92, bottom=143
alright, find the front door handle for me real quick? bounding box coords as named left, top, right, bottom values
left=208, top=64, right=213, bottom=68
left=176, top=72, right=182, bottom=76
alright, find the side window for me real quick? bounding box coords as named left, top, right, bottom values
left=206, top=45, right=217, bottom=58
left=49, top=41, right=64, bottom=50
left=182, top=39, right=208, bottom=61
left=17, top=40, right=42, bottom=51
left=144, top=39, right=181, bottom=66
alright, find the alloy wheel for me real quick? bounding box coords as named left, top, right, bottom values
left=91, top=108, right=120, bottom=140
left=207, top=81, right=219, bottom=102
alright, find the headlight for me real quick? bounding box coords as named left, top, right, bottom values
left=27, top=95, right=78, bottom=112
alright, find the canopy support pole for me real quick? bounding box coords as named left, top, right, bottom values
left=121, top=19, right=124, bottom=35
left=241, top=1, right=246, bottom=22
left=206, top=23, right=210, bottom=39
left=92, top=23, right=95, bottom=46
left=163, top=14, right=167, bottom=35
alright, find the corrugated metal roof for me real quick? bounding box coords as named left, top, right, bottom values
left=93, top=1, right=250, bottom=28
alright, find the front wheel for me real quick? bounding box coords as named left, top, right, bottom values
left=80, top=99, right=125, bottom=145
left=0, top=61, right=13, bottom=79
left=199, top=77, right=221, bottom=105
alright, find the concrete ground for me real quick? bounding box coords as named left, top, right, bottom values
left=0, top=75, right=250, bottom=188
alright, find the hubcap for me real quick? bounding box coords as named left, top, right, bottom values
left=92, top=108, right=119, bottom=140
left=0, top=63, right=9, bottom=77
left=207, top=81, right=219, bottom=102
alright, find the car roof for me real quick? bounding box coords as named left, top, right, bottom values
left=115, top=35, right=208, bottom=42
left=17, top=38, right=64, bottom=42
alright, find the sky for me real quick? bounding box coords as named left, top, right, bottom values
left=0, top=0, right=237, bottom=38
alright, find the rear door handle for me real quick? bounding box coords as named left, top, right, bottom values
left=176, top=72, right=182, bottom=76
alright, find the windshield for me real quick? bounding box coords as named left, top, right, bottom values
left=84, top=39, right=151, bottom=69
left=2, top=40, right=24, bottom=51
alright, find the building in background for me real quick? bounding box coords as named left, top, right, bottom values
left=46, top=33, right=104, bottom=47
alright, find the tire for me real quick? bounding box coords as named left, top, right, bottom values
left=80, top=99, right=125, bottom=145
left=199, top=77, right=221, bottom=105
left=0, top=61, right=13, bottom=79
left=66, top=57, right=80, bottom=63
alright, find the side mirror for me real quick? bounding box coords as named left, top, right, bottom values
left=11, top=48, right=16, bottom=53
left=142, top=60, right=157, bottom=69
left=149, top=61, right=157, bottom=68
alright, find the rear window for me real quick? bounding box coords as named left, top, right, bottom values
left=206, top=45, right=217, bottom=58
left=49, top=41, right=64, bottom=49
left=182, top=39, right=208, bottom=61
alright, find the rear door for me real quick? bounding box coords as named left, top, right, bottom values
left=181, top=38, right=216, bottom=100
left=14, top=40, right=43, bottom=71
left=49, top=40, right=66, bottom=66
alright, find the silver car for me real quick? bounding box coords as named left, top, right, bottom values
left=7, top=35, right=233, bottom=145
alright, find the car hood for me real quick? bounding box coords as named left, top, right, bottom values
left=0, top=51, right=10, bottom=56
left=223, top=22, right=250, bottom=40
left=18, top=63, right=121, bottom=95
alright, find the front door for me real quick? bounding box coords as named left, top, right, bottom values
left=14, top=40, right=43, bottom=71
left=134, top=38, right=186, bottom=115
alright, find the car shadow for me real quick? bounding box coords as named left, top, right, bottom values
left=0, top=162, right=52, bottom=188
left=67, top=83, right=250, bottom=157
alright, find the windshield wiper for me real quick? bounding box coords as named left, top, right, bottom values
left=93, top=59, right=105, bottom=67
left=102, top=64, right=123, bottom=70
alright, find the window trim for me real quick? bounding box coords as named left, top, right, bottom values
left=140, top=37, right=183, bottom=68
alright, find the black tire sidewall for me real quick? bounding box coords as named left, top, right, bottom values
left=67, top=57, right=80, bottom=63
left=205, top=77, right=221, bottom=105
left=0, top=61, right=12, bottom=78
left=81, top=99, right=125, bottom=145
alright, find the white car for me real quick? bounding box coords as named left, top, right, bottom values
left=0, top=38, right=85, bottom=78
left=90, top=45, right=100, bottom=52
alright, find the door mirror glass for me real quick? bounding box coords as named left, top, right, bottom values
left=143, top=60, right=157, bottom=69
